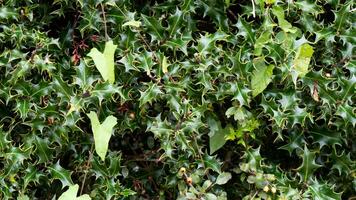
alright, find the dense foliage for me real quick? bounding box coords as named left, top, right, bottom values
left=0, top=0, right=355, bottom=199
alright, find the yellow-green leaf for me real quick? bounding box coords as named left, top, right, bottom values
left=293, top=43, right=314, bottom=79
left=272, top=6, right=297, bottom=33
left=162, top=56, right=169, bottom=74
left=264, top=0, right=276, bottom=4
left=87, top=111, right=117, bottom=161
left=58, top=184, right=91, bottom=200
left=251, top=58, right=274, bottom=97
left=88, top=40, right=117, bottom=84
left=122, top=20, right=141, bottom=28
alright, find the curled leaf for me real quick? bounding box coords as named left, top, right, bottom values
left=122, top=20, right=141, bottom=28
left=162, top=56, right=169, bottom=74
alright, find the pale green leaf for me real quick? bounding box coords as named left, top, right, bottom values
left=87, top=111, right=117, bottom=161
left=17, top=194, right=29, bottom=200
left=254, top=31, right=271, bottom=56
left=292, top=43, right=314, bottom=83
left=88, top=40, right=117, bottom=84
left=58, top=184, right=91, bottom=200
left=272, top=6, right=297, bottom=33
left=162, top=56, right=169, bottom=74
left=264, top=0, right=275, bottom=4
left=208, top=118, right=230, bottom=154
left=122, top=20, right=141, bottom=28
left=205, top=193, right=217, bottom=200
left=216, top=172, right=232, bottom=185
left=251, top=58, right=274, bottom=97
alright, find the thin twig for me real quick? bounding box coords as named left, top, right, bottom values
left=80, top=145, right=94, bottom=195
left=137, top=31, right=162, bottom=84
left=228, top=9, right=238, bottom=21
left=100, top=3, right=108, bottom=40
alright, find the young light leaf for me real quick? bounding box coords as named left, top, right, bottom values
left=87, top=40, right=117, bottom=84
left=291, top=43, right=314, bottom=85
left=251, top=58, right=274, bottom=97
left=162, top=56, right=169, bottom=74
left=122, top=20, right=141, bottom=28
left=264, top=0, right=276, bottom=4
left=216, top=172, right=232, bottom=185
left=17, top=194, right=30, bottom=200
left=293, top=43, right=314, bottom=78
left=272, top=6, right=297, bottom=33
left=87, top=111, right=117, bottom=161
left=208, top=118, right=230, bottom=154
left=58, top=184, right=91, bottom=200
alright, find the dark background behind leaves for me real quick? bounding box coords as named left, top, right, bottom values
left=0, top=0, right=355, bottom=199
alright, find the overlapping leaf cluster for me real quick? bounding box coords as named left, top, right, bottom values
left=0, top=0, right=355, bottom=199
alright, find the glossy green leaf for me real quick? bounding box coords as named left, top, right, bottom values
left=202, top=154, right=221, bottom=173
left=139, top=83, right=162, bottom=107
left=141, top=14, right=165, bottom=41
left=33, top=136, right=53, bottom=163
left=307, top=179, right=342, bottom=200
left=296, top=146, right=322, bottom=182
left=48, top=161, right=74, bottom=188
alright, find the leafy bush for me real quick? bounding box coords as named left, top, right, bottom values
left=0, top=0, right=355, bottom=199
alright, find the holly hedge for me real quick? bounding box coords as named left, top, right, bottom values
left=0, top=0, right=355, bottom=199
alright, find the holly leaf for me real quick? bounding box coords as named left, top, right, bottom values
left=48, top=161, right=74, bottom=188
left=296, top=146, right=322, bottom=182
left=168, top=8, right=183, bottom=36
left=88, top=40, right=117, bottom=84
left=74, top=60, right=95, bottom=90
left=58, top=184, right=91, bottom=200
left=272, top=6, right=297, bottom=33
left=14, top=99, right=30, bottom=119
left=242, top=147, right=263, bottom=172
left=254, top=31, right=271, bottom=56
left=139, top=83, right=162, bottom=107
left=33, top=136, right=53, bottom=163
left=201, top=154, right=222, bottom=173
left=234, top=17, right=255, bottom=42
left=292, top=43, right=314, bottom=83
left=251, top=58, right=274, bottom=97
left=330, top=149, right=355, bottom=176
left=307, top=179, right=342, bottom=200
left=208, top=118, right=230, bottom=154
left=141, top=14, right=165, bottom=41
left=87, top=111, right=117, bottom=161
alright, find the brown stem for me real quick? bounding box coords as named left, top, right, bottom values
left=100, top=3, right=108, bottom=40
left=80, top=145, right=94, bottom=195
